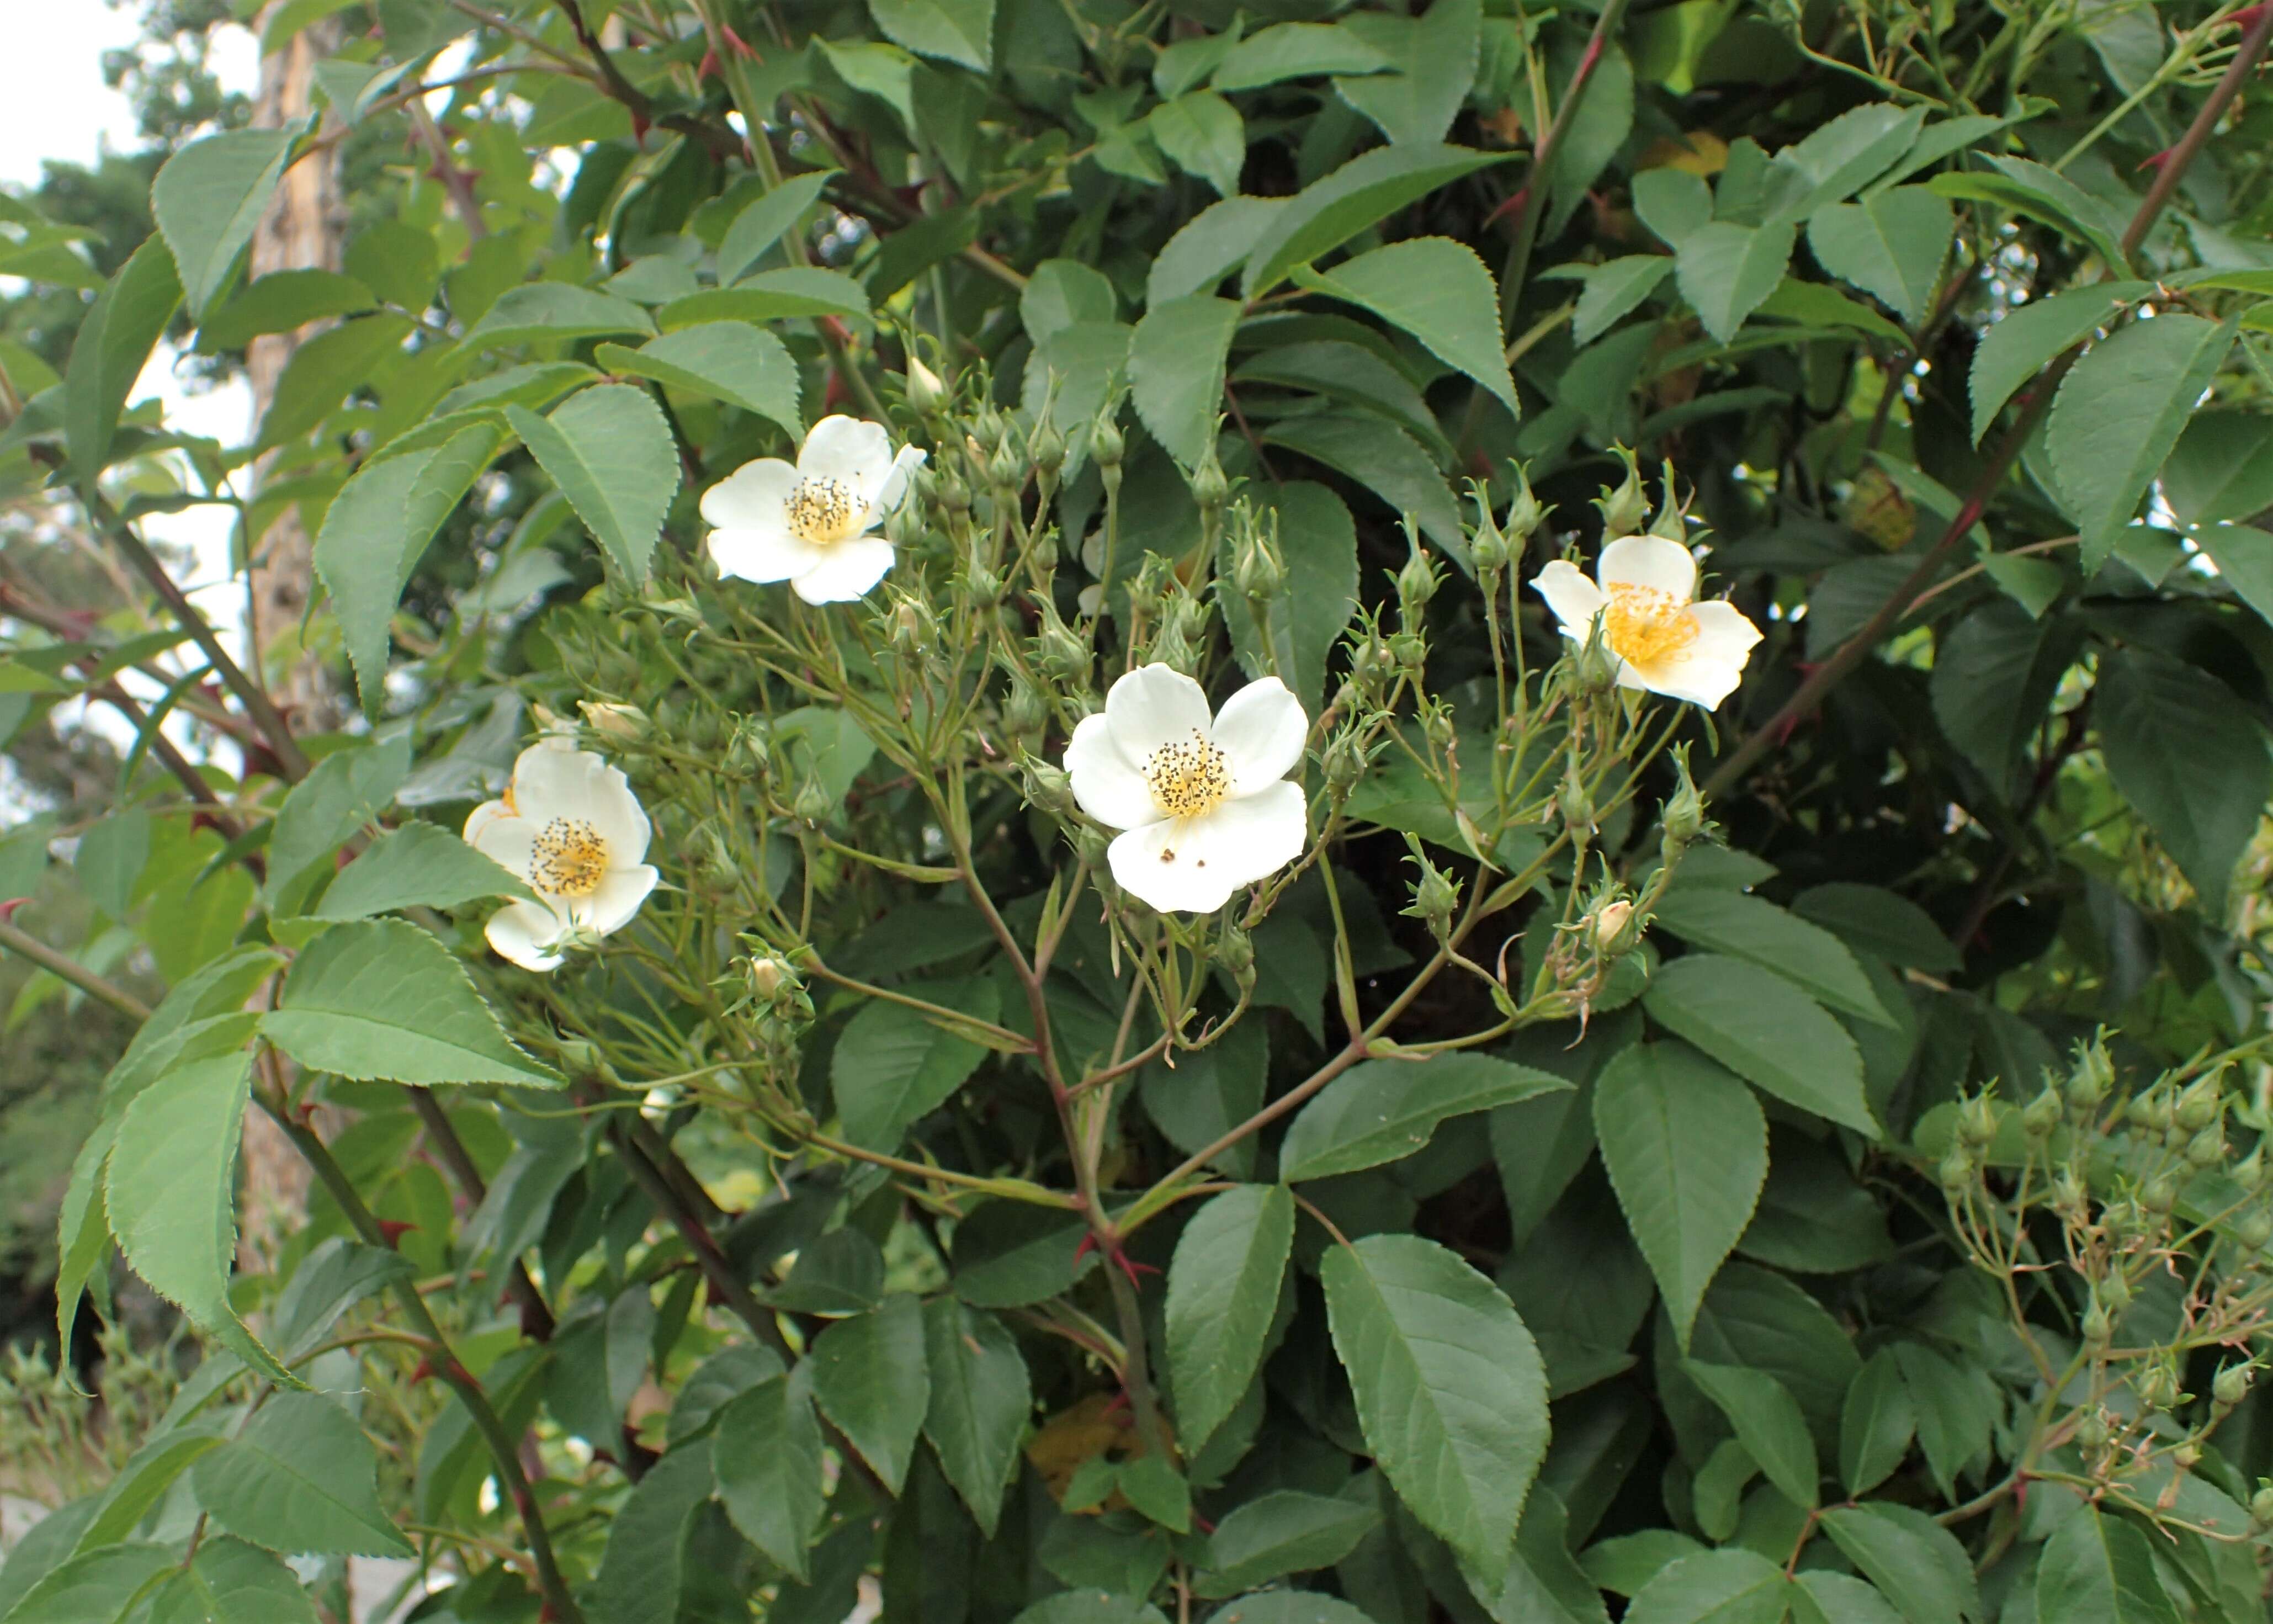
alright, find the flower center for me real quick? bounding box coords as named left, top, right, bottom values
left=1144, top=731, right=1229, bottom=820
left=785, top=476, right=863, bottom=546
left=1602, top=583, right=1698, bottom=666
left=530, top=818, right=609, bottom=898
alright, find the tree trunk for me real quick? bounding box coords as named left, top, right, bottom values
left=237, top=2, right=348, bottom=1273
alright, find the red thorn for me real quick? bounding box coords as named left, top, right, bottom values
left=2014, top=1476, right=2031, bottom=1514
left=697, top=47, right=721, bottom=81
left=2137, top=147, right=2176, bottom=173
left=0, top=898, right=25, bottom=924
left=1193, top=1512, right=1217, bottom=1535
left=1072, top=1233, right=1098, bottom=1266
left=2229, top=1, right=2273, bottom=29
left=189, top=810, right=227, bottom=840
left=1101, top=1389, right=1130, bottom=1416
left=241, top=742, right=289, bottom=782
left=820, top=315, right=854, bottom=346
left=407, top=1357, right=435, bottom=1384
left=821, top=370, right=848, bottom=413
left=721, top=24, right=760, bottom=58
left=1484, top=185, right=1531, bottom=228
left=1114, top=1251, right=1160, bottom=1289
left=631, top=110, right=651, bottom=146
left=375, top=1218, right=416, bottom=1247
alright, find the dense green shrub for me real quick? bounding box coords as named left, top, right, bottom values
left=6, top=0, right=2273, bottom=1618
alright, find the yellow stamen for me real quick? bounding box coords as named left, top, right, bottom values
left=1144, top=729, right=1229, bottom=821
left=530, top=818, right=609, bottom=898
left=1602, top=582, right=1698, bottom=666
left=785, top=476, right=863, bottom=546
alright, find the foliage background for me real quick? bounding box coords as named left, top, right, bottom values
left=5, top=0, right=2273, bottom=1619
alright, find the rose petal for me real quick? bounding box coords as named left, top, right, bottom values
left=486, top=898, right=570, bottom=972
left=1531, top=559, right=1606, bottom=639
left=1597, top=534, right=1698, bottom=602
left=1104, top=664, right=1213, bottom=766
left=710, top=521, right=830, bottom=585
left=1627, top=599, right=1761, bottom=708
left=1210, top=677, right=1306, bottom=796
left=873, top=444, right=928, bottom=516
left=1065, top=712, right=1159, bottom=829
left=582, top=864, right=658, bottom=935
left=699, top=458, right=798, bottom=529
left=798, top=416, right=894, bottom=493
left=469, top=813, right=538, bottom=882
left=1106, top=780, right=1307, bottom=914
left=790, top=538, right=896, bottom=604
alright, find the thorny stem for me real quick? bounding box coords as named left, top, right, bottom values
left=0, top=919, right=152, bottom=1018
left=258, top=1087, right=585, bottom=1624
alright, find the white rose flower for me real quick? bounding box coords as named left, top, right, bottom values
left=1064, top=665, right=1309, bottom=915
left=700, top=415, right=927, bottom=606
left=463, top=738, right=658, bottom=972
left=1531, top=534, right=1762, bottom=708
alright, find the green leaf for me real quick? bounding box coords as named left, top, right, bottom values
left=1930, top=155, right=2130, bottom=272
left=1116, top=1453, right=1192, bottom=1533
left=1320, top=1233, right=1548, bottom=1578
left=1297, top=237, right=1517, bottom=417
left=1805, top=187, right=1952, bottom=325
left=105, top=1053, right=296, bottom=1388
left=272, top=1238, right=416, bottom=1358
left=263, top=919, right=561, bottom=1087
left=193, top=1392, right=412, bottom=1557
left=831, top=984, right=997, bottom=1151
left=713, top=1374, right=825, bottom=1580
left=2036, top=1505, right=2181, bottom=1624
left=1008, top=1595, right=1168, bottom=1624
left=1675, top=221, right=1797, bottom=344
left=1574, top=256, right=1673, bottom=345
left=1262, top=412, right=1463, bottom=556
left=1650, top=890, right=1888, bottom=1024
left=1789, top=883, right=1958, bottom=973
left=2195, top=522, right=2273, bottom=629
left=2046, top=314, right=2236, bottom=569
left=313, top=823, right=534, bottom=920
left=869, top=0, right=994, bottom=70
left=1243, top=142, right=1513, bottom=296
left=1214, top=23, right=1393, bottom=91
left=265, top=733, right=413, bottom=909
left=1150, top=197, right=1285, bottom=304
left=1633, top=168, right=1713, bottom=248
left=314, top=422, right=503, bottom=705
left=255, top=312, right=416, bottom=450
left=1166, top=1185, right=1293, bottom=1448
left=1593, top=1042, right=1766, bottom=1349
left=1, top=1545, right=178, bottom=1624
left=1333, top=0, right=1481, bottom=148
left=595, top=325, right=803, bottom=442
left=197, top=269, right=375, bottom=351
left=54, top=1115, right=118, bottom=1359
left=1789, top=1572, right=1905, bottom=1624
left=1929, top=598, right=2073, bottom=796
left=1624, top=1548, right=1791, bottom=1624
left=507, top=384, right=679, bottom=581
left=462, top=282, right=655, bottom=352
left=810, top=1293, right=931, bottom=1493
left=1682, top=1361, right=1817, bottom=1507
left=921, top=1297, right=1031, bottom=1536
left=2163, top=413, right=2273, bottom=527
left=1023, top=259, right=1119, bottom=343
left=64, top=235, right=183, bottom=483
left=152, top=128, right=297, bottom=317
left=1218, top=481, right=1359, bottom=714
left=1129, top=294, right=1241, bottom=469
left=586, top=1445, right=714, bottom=1624
left=1145, top=92, right=1245, bottom=197
left=148, top=1537, right=320, bottom=1624
left=1967, top=282, right=2145, bottom=444
left=1838, top=1352, right=1914, bottom=1496
left=1543, top=41, right=1632, bottom=235
left=1777, top=104, right=1924, bottom=219
left=658, top=269, right=873, bottom=328
left=1280, top=1052, right=1568, bottom=1181
left=1194, top=1491, right=1381, bottom=1597
left=1643, top=955, right=1877, bottom=1136
left=1754, top=277, right=1911, bottom=344
left=76, top=1429, right=226, bottom=1551
left=718, top=171, right=836, bottom=284
left=1817, top=1504, right=1980, bottom=1623
left=951, top=1200, right=1093, bottom=1307
left=1892, top=1344, right=1993, bottom=1500
left=2095, top=647, right=2269, bottom=914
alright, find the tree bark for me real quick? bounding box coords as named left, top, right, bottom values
left=237, top=2, right=348, bottom=1272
